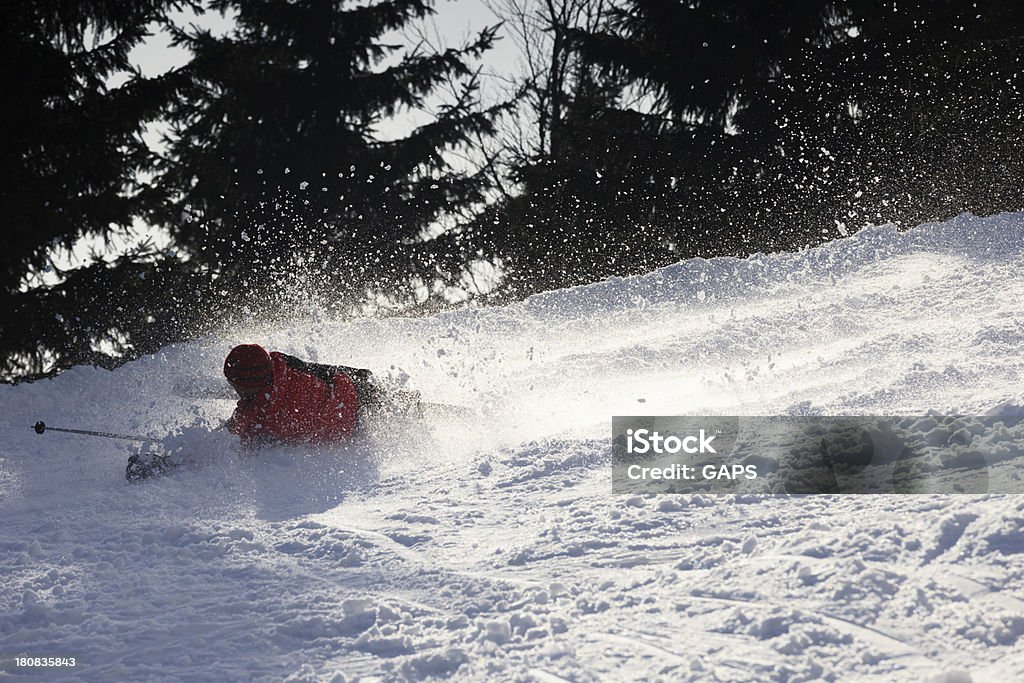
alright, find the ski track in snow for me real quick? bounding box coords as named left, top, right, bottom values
left=2, top=212, right=1024, bottom=681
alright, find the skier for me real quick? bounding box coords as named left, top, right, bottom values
left=52, top=343, right=424, bottom=481
left=121, top=344, right=421, bottom=479
left=223, top=343, right=414, bottom=446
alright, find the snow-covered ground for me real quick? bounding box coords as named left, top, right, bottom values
left=2, top=213, right=1024, bottom=681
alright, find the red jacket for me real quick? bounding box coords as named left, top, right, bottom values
left=228, top=352, right=360, bottom=445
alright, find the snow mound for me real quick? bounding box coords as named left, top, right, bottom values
left=2, top=212, right=1024, bottom=681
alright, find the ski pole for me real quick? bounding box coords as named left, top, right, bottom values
left=32, top=421, right=153, bottom=443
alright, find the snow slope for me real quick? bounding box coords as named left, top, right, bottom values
left=2, top=212, right=1024, bottom=681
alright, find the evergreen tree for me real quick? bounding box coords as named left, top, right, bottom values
left=160, top=0, right=500, bottom=318
left=476, top=71, right=678, bottom=298
left=569, top=0, right=1024, bottom=253
left=481, top=0, right=1024, bottom=298
left=0, top=0, right=191, bottom=379
left=471, top=0, right=661, bottom=298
